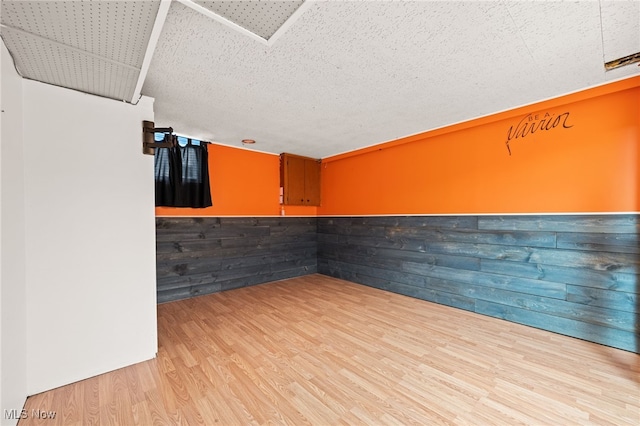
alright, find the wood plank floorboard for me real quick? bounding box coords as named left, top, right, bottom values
left=20, top=274, right=640, bottom=425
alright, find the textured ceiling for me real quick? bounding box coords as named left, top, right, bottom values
left=1, top=1, right=639, bottom=159
left=600, top=0, right=640, bottom=61
left=143, top=0, right=640, bottom=158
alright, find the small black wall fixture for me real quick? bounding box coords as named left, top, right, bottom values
left=142, top=120, right=174, bottom=155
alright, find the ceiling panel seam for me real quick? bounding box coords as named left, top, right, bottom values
left=597, top=0, right=607, bottom=66
left=502, top=1, right=541, bottom=75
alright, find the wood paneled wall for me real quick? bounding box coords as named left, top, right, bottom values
left=156, top=217, right=317, bottom=303
left=317, top=215, right=639, bottom=353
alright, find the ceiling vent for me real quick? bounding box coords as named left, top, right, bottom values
left=177, top=0, right=309, bottom=46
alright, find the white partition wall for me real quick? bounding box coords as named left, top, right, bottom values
left=22, top=81, right=158, bottom=395
left=1, top=40, right=27, bottom=426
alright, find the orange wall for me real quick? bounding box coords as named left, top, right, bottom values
left=319, top=76, right=640, bottom=215
left=157, top=77, right=639, bottom=217
left=156, top=144, right=317, bottom=216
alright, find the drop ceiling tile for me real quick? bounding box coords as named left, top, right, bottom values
left=1, top=0, right=160, bottom=101
left=192, top=0, right=305, bottom=40
left=2, top=1, right=158, bottom=67
left=2, top=25, right=139, bottom=101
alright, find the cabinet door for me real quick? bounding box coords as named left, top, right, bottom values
left=283, top=154, right=306, bottom=205
left=281, top=153, right=321, bottom=206
left=304, top=158, right=321, bottom=205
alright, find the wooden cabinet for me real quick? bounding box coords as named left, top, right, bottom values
left=280, top=153, right=321, bottom=206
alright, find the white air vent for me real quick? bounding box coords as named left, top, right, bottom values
left=0, top=0, right=161, bottom=102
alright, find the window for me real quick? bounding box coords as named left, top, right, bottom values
left=154, top=133, right=212, bottom=208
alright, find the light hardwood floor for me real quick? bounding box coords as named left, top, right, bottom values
left=20, top=274, right=640, bottom=425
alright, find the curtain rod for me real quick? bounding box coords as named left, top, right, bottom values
left=142, top=120, right=172, bottom=154
left=142, top=121, right=210, bottom=155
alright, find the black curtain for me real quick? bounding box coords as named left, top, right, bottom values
left=155, top=135, right=212, bottom=208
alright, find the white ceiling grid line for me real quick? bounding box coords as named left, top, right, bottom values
left=131, top=0, right=172, bottom=103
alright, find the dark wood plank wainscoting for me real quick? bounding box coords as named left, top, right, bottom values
left=318, top=215, right=639, bottom=353
left=156, top=217, right=317, bottom=303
